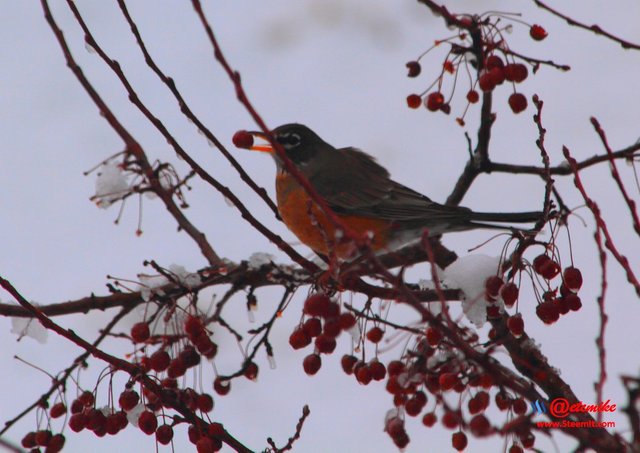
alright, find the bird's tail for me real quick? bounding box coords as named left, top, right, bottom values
left=468, top=210, right=543, bottom=224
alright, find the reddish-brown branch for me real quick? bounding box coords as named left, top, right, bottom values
left=266, top=405, right=310, bottom=452
left=0, top=276, right=251, bottom=452
left=0, top=305, right=134, bottom=435
left=590, top=117, right=640, bottom=236
left=0, top=261, right=462, bottom=320
left=58, top=0, right=316, bottom=274
left=42, top=0, right=222, bottom=267
left=533, top=0, right=640, bottom=51
left=487, top=140, right=640, bottom=175
left=115, top=0, right=280, bottom=220
left=563, top=147, right=640, bottom=297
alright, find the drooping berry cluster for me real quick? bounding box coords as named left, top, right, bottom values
left=405, top=13, right=551, bottom=123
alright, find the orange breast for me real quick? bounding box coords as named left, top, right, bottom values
left=276, top=172, right=391, bottom=257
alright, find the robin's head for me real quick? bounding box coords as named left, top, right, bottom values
left=247, top=123, right=328, bottom=167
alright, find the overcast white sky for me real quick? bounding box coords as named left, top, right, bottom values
left=1, top=1, right=639, bottom=452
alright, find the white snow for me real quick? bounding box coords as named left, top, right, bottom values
left=442, top=254, right=501, bottom=328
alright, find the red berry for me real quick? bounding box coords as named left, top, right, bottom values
left=340, top=354, right=358, bottom=375
left=232, top=130, right=254, bottom=149
left=385, top=416, right=405, bottom=437
left=466, top=89, right=480, bottom=104
left=366, top=326, right=384, bottom=343
left=536, top=301, right=560, bottom=324
left=35, top=430, right=52, bottom=446
left=521, top=432, right=535, bottom=448
left=469, top=414, right=492, bottom=437
left=314, top=334, right=337, bottom=354
left=387, top=360, right=405, bottom=376
left=468, top=396, right=483, bottom=414
left=322, top=317, right=341, bottom=338
left=500, top=282, right=519, bottom=307
left=509, top=445, right=524, bottom=453
left=48, top=433, right=65, bottom=452
left=442, top=411, right=459, bottom=429
left=504, top=63, right=528, bottom=83
left=486, top=55, right=504, bottom=70
left=530, top=24, right=548, bottom=41
left=488, top=66, right=505, bottom=86
left=118, top=390, right=140, bottom=411
left=478, top=71, right=496, bottom=92
left=244, top=362, right=259, bottom=380
left=406, top=94, right=422, bottom=109
left=302, top=318, right=322, bottom=338
left=180, top=346, right=201, bottom=368
left=213, top=377, right=231, bottom=396
left=405, top=397, right=422, bottom=417
left=86, top=408, right=107, bottom=432
left=303, top=353, right=322, bottom=375
left=425, top=92, right=445, bottom=112
left=155, top=424, right=174, bottom=445
left=184, top=315, right=203, bottom=337
left=138, top=411, right=157, bottom=435
left=422, top=412, right=437, bottom=427
left=79, top=390, right=95, bottom=407
left=508, top=93, right=528, bottom=113
left=512, top=397, right=528, bottom=415
left=355, top=364, right=372, bottom=385
left=70, top=398, right=84, bottom=414
left=485, top=275, right=504, bottom=297
left=533, top=254, right=560, bottom=279
left=105, top=413, right=122, bottom=435
left=303, top=294, right=331, bottom=317
left=167, top=357, right=187, bottom=378
left=339, top=312, right=357, bottom=330
left=452, top=431, right=468, bottom=451
left=197, top=394, right=214, bottom=412
left=50, top=402, right=66, bottom=419
left=68, top=413, right=87, bottom=432
left=495, top=391, right=511, bottom=411
left=555, top=297, right=570, bottom=315
left=369, top=360, right=387, bottom=381
left=150, top=349, right=171, bottom=372
left=288, top=328, right=311, bottom=350
left=507, top=314, right=525, bottom=337
left=566, top=294, right=582, bottom=311
left=21, top=432, right=37, bottom=448
left=131, top=322, right=150, bottom=343
left=196, top=437, right=215, bottom=453
left=439, top=372, right=458, bottom=391
left=563, top=266, right=583, bottom=291
left=406, top=61, right=421, bottom=77
left=475, top=391, right=490, bottom=410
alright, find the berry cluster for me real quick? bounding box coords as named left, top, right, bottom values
left=405, top=13, right=550, bottom=123
left=532, top=255, right=583, bottom=324
left=20, top=310, right=232, bottom=452
left=290, top=292, right=540, bottom=450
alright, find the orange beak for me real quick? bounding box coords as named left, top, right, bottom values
left=248, top=131, right=274, bottom=153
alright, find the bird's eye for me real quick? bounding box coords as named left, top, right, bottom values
left=276, top=132, right=301, bottom=148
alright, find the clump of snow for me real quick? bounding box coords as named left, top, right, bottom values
left=168, top=264, right=201, bottom=288
left=126, top=403, right=145, bottom=425
left=11, top=315, right=48, bottom=344
left=137, top=274, right=168, bottom=301
left=248, top=252, right=274, bottom=270
left=442, top=254, right=500, bottom=328
left=94, top=162, right=130, bottom=209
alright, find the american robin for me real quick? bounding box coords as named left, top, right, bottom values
left=240, top=123, right=541, bottom=258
